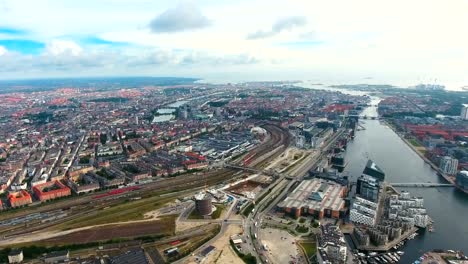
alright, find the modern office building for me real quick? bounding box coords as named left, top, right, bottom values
left=350, top=160, right=385, bottom=226
left=356, top=175, right=380, bottom=202
left=363, top=159, right=385, bottom=181
left=440, top=156, right=458, bottom=175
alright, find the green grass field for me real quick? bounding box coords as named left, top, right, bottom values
left=409, top=138, right=422, bottom=147
left=211, top=205, right=225, bottom=219
left=299, top=241, right=317, bottom=258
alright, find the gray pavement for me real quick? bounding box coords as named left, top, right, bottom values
left=243, top=127, right=348, bottom=264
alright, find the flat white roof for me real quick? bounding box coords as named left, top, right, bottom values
left=232, top=239, right=243, bottom=244
left=278, top=178, right=346, bottom=211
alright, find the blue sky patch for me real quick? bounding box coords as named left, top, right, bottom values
left=81, top=37, right=129, bottom=47
left=0, top=39, right=45, bottom=54
left=0, top=27, right=26, bottom=35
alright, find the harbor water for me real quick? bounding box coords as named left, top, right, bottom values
left=344, top=102, right=468, bottom=262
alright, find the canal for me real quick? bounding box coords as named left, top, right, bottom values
left=344, top=100, right=468, bottom=262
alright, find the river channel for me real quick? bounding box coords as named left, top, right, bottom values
left=300, top=82, right=468, bottom=262
left=344, top=100, right=468, bottom=262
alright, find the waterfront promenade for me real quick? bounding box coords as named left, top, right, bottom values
left=383, top=120, right=460, bottom=187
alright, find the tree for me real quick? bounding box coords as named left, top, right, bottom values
left=100, top=133, right=108, bottom=145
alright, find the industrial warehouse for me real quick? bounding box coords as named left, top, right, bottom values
left=277, top=178, right=347, bottom=219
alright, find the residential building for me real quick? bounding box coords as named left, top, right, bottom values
left=440, top=156, right=458, bottom=175
left=8, top=190, right=32, bottom=208
left=350, top=196, right=378, bottom=226
left=317, top=224, right=347, bottom=264
left=33, top=180, right=71, bottom=201
left=354, top=220, right=413, bottom=247
left=387, top=192, right=429, bottom=228
left=353, top=228, right=370, bottom=246
left=67, top=173, right=100, bottom=194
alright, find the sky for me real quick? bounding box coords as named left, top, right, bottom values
left=0, top=0, right=468, bottom=89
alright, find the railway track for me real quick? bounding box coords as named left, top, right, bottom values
left=1, top=169, right=239, bottom=238
left=0, top=123, right=291, bottom=241
left=0, top=168, right=236, bottom=221
left=247, top=124, right=292, bottom=168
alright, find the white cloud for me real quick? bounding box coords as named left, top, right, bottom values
left=0, top=45, right=261, bottom=78
left=45, top=40, right=83, bottom=56
left=0, top=46, right=7, bottom=56
left=247, top=16, right=307, bottom=39
left=149, top=2, right=211, bottom=33
left=0, top=0, right=468, bottom=88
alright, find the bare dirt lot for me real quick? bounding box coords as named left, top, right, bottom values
left=185, top=224, right=243, bottom=264
left=206, top=224, right=243, bottom=264
left=176, top=220, right=209, bottom=233
left=260, top=227, right=304, bottom=264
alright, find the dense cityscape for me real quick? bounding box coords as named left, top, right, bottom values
left=0, top=78, right=466, bottom=264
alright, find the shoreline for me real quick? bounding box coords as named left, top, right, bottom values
left=382, top=119, right=468, bottom=195
left=346, top=226, right=419, bottom=252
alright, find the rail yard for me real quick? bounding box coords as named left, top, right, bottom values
left=0, top=123, right=291, bottom=246
left=0, top=81, right=370, bottom=263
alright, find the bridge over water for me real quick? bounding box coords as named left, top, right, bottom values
left=390, top=182, right=454, bottom=188
left=225, top=164, right=455, bottom=188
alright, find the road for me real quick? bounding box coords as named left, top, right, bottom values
left=244, top=126, right=348, bottom=263
left=173, top=124, right=292, bottom=263
left=1, top=123, right=289, bottom=226
left=108, top=124, right=341, bottom=263
left=172, top=194, right=243, bottom=264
